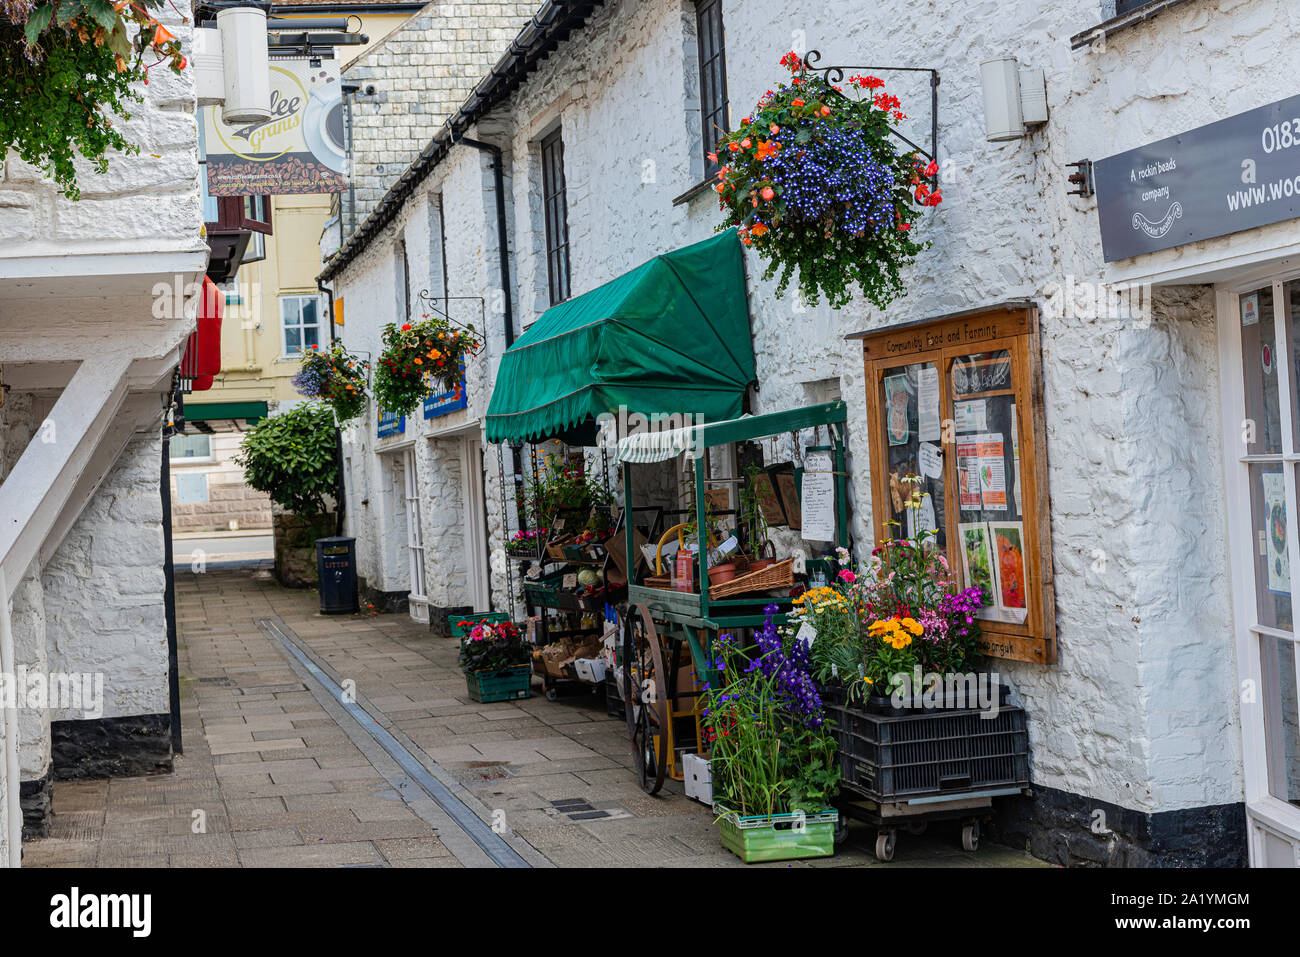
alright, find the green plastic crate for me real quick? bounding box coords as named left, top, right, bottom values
left=449, top=611, right=510, bottom=638
left=464, top=664, right=532, bottom=703
left=716, top=808, right=837, bottom=863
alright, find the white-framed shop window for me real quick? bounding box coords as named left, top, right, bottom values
left=1219, top=275, right=1300, bottom=867
left=280, top=294, right=324, bottom=356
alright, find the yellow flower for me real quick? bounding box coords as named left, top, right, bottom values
left=900, top=617, right=922, bottom=636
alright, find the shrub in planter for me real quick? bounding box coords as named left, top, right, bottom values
left=292, top=342, right=371, bottom=423
left=712, top=51, right=940, bottom=309
left=1, top=0, right=185, bottom=199
left=236, top=403, right=340, bottom=518
left=373, top=315, right=481, bottom=416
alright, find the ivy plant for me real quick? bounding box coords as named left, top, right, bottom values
left=0, top=0, right=185, bottom=199
left=236, top=403, right=340, bottom=517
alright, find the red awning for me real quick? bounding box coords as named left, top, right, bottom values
left=181, top=278, right=223, bottom=390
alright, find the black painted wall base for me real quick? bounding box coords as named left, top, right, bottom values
left=51, top=714, right=174, bottom=781
left=989, top=784, right=1247, bottom=867
left=430, top=605, right=473, bottom=638
left=358, top=577, right=409, bottom=615
left=20, top=775, right=51, bottom=840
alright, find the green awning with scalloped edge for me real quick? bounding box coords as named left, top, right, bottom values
left=485, top=230, right=755, bottom=444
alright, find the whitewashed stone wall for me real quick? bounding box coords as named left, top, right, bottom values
left=0, top=3, right=202, bottom=261
left=41, top=433, right=168, bottom=721
left=343, top=1, right=539, bottom=229
left=327, top=0, right=1291, bottom=819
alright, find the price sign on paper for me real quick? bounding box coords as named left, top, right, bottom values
left=562, top=573, right=577, bottom=589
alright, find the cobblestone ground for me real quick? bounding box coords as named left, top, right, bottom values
left=24, top=565, right=1047, bottom=868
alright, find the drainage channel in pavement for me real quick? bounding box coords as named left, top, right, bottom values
left=256, top=616, right=533, bottom=869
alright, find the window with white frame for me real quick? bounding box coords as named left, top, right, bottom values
left=169, top=433, right=213, bottom=461
left=280, top=294, right=324, bottom=355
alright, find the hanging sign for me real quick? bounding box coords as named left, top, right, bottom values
left=204, top=58, right=348, bottom=195
left=1095, top=93, right=1300, bottom=261
left=377, top=411, right=405, bottom=438
left=424, top=374, right=469, bottom=419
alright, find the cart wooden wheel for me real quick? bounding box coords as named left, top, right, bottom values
left=961, top=820, right=980, bottom=852
left=875, top=829, right=896, bottom=862
left=622, top=603, right=668, bottom=795
left=904, top=820, right=927, bottom=836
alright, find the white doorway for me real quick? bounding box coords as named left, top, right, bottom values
left=1219, top=275, right=1300, bottom=866
left=390, top=447, right=428, bottom=623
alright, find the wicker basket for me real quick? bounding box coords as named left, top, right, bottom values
left=708, top=557, right=794, bottom=599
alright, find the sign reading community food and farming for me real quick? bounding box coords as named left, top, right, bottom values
left=204, top=58, right=347, bottom=195
left=1095, top=93, right=1300, bottom=261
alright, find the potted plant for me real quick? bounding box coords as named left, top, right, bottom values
left=529, top=453, right=612, bottom=529
left=712, top=51, right=941, bottom=309
left=458, top=618, right=532, bottom=703
left=703, top=605, right=840, bottom=863
left=505, top=528, right=544, bottom=558
left=292, top=342, right=371, bottom=423
left=374, top=314, right=481, bottom=416
left=737, top=464, right=773, bottom=568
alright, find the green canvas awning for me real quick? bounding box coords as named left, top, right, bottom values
left=485, top=230, right=756, bottom=444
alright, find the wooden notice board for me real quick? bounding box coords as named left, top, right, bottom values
left=855, top=302, right=1056, bottom=665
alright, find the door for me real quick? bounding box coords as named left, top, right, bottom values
left=1220, top=277, right=1300, bottom=866
left=400, top=447, right=428, bottom=622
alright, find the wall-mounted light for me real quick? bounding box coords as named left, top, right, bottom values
left=217, top=6, right=271, bottom=125
left=980, top=57, right=1048, bottom=141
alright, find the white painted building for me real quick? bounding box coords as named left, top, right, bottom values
left=0, top=4, right=205, bottom=864
left=321, top=0, right=1300, bottom=866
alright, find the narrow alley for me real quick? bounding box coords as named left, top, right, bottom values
left=22, top=565, right=1042, bottom=869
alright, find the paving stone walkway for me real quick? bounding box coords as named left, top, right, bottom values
left=24, top=564, right=1047, bottom=868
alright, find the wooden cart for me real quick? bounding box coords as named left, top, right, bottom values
left=615, top=402, right=852, bottom=794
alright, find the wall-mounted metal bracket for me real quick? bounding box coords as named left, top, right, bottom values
left=1066, top=159, right=1094, bottom=198
left=804, top=49, right=940, bottom=170
left=415, top=291, right=487, bottom=357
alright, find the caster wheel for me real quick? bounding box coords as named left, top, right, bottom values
left=904, top=820, right=928, bottom=836
left=545, top=688, right=558, bottom=701
left=962, top=821, right=980, bottom=852
left=874, top=830, right=896, bottom=862
left=833, top=816, right=849, bottom=847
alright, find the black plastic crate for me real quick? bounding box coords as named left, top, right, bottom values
left=824, top=696, right=1029, bottom=802
left=604, top=673, right=625, bottom=719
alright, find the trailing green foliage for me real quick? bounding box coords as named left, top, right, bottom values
left=0, top=0, right=185, bottom=199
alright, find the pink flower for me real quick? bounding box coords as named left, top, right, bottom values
left=838, top=569, right=856, bottom=583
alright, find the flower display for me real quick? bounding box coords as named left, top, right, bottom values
left=292, top=342, right=370, bottom=423
left=797, top=478, right=989, bottom=701
left=458, top=619, right=529, bottom=674
left=712, top=52, right=939, bottom=309
left=702, top=606, right=839, bottom=817
left=374, top=314, right=481, bottom=416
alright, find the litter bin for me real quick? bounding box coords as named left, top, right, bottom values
left=316, top=536, right=358, bottom=614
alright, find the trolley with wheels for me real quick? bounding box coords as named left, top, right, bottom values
left=833, top=786, right=1030, bottom=861
left=615, top=402, right=853, bottom=795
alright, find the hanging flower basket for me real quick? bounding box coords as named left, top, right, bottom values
left=291, top=342, right=371, bottom=423
left=374, top=315, right=481, bottom=416
left=712, top=52, right=941, bottom=310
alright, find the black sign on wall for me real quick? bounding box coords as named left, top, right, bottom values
left=1095, top=94, right=1300, bottom=262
